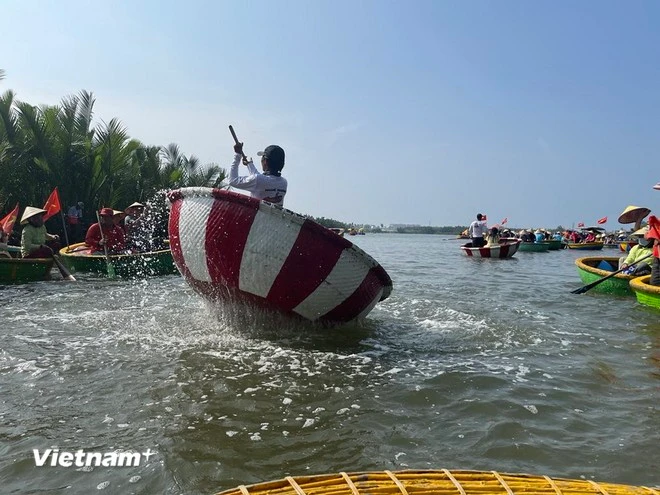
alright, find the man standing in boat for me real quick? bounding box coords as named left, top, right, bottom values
left=468, top=213, right=489, bottom=248
left=228, top=142, right=287, bottom=205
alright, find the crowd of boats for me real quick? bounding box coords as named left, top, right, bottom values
left=459, top=204, right=660, bottom=310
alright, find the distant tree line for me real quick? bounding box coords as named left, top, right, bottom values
left=0, top=71, right=225, bottom=226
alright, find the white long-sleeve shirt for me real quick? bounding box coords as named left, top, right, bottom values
left=228, top=154, right=288, bottom=205
left=468, top=220, right=489, bottom=238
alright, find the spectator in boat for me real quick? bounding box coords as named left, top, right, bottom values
left=229, top=142, right=288, bottom=206
left=468, top=213, right=488, bottom=247
left=124, top=202, right=148, bottom=251
left=0, top=231, right=11, bottom=258
left=553, top=231, right=563, bottom=241
left=520, top=229, right=533, bottom=242
left=618, top=228, right=653, bottom=274
left=112, top=210, right=126, bottom=232
left=485, top=227, right=500, bottom=247
left=85, top=207, right=126, bottom=254
left=534, top=229, right=544, bottom=243
left=583, top=231, right=596, bottom=243
left=646, top=215, right=660, bottom=286
left=124, top=202, right=144, bottom=232
left=65, top=201, right=84, bottom=243
left=20, top=207, right=60, bottom=258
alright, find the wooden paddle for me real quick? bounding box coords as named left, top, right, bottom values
left=95, top=211, right=116, bottom=278
left=52, top=254, right=76, bottom=281
left=228, top=125, right=249, bottom=165
left=571, top=253, right=653, bottom=294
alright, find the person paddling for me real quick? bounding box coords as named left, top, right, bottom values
left=228, top=143, right=288, bottom=206
left=20, top=207, right=60, bottom=258
left=468, top=213, right=488, bottom=248
left=85, top=208, right=126, bottom=254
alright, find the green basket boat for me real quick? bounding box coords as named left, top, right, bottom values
left=575, top=256, right=634, bottom=296
left=213, top=469, right=659, bottom=495
left=630, top=275, right=660, bottom=309
left=566, top=241, right=604, bottom=250
left=0, top=256, right=53, bottom=283
left=518, top=241, right=550, bottom=252
left=545, top=239, right=563, bottom=250
left=58, top=242, right=178, bottom=278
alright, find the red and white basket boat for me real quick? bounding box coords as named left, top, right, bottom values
left=460, top=239, right=521, bottom=259
left=167, top=188, right=393, bottom=325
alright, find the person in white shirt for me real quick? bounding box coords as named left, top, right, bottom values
left=228, top=143, right=288, bottom=206
left=468, top=213, right=489, bottom=247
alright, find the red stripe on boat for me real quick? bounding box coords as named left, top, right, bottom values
left=266, top=220, right=347, bottom=311
left=205, top=199, right=258, bottom=286
left=479, top=247, right=491, bottom=258
left=321, top=269, right=383, bottom=323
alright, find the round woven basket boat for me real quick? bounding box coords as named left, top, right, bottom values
left=213, top=469, right=658, bottom=495
left=168, top=187, right=393, bottom=324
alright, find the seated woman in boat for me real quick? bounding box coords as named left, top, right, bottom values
left=618, top=229, right=653, bottom=274
left=485, top=227, right=500, bottom=247
left=85, top=208, right=126, bottom=254
left=228, top=142, right=288, bottom=206
left=20, top=207, right=60, bottom=259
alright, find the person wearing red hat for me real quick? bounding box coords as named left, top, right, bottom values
left=646, top=215, right=660, bottom=285
left=85, top=208, right=126, bottom=253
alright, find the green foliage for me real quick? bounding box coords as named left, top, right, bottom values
left=0, top=87, right=225, bottom=223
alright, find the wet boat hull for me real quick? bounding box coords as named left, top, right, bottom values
left=58, top=243, right=177, bottom=277
left=461, top=239, right=521, bottom=259
left=630, top=275, right=660, bottom=309
left=0, top=257, right=53, bottom=283
left=167, top=188, right=393, bottom=325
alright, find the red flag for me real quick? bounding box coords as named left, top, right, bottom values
left=597, top=216, right=607, bottom=225
left=501, top=217, right=508, bottom=225
left=42, top=187, right=61, bottom=221
left=577, top=222, right=585, bottom=228
left=1, top=203, right=20, bottom=235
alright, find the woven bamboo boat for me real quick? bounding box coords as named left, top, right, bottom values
left=213, top=469, right=659, bottom=495
left=460, top=239, right=521, bottom=259
left=566, top=242, right=604, bottom=251
left=545, top=239, right=563, bottom=250
left=167, top=187, right=393, bottom=325
left=630, top=275, right=660, bottom=309
left=0, top=256, right=53, bottom=283
left=58, top=242, right=177, bottom=277
left=575, top=256, right=634, bottom=296
left=518, top=241, right=550, bottom=252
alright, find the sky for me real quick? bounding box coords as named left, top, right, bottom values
left=2, top=0, right=660, bottom=229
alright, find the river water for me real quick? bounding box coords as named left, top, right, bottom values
left=1, top=234, right=658, bottom=494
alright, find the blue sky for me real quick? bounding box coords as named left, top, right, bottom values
left=2, top=0, right=659, bottom=228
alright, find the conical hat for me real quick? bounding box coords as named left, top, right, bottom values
left=618, top=205, right=650, bottom=224
left=20, top=206, right=47, bottom=225
left=632, top=226, right=649, bottom=236
left=127, top=202, right=144, bottom=208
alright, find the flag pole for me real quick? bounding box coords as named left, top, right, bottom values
left=59, top=210, right=71, bottom=249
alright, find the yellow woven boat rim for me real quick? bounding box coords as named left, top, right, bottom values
left=630, top=275, right=660, bottom=295
left=575, top=257, right=633, bottom=279
left=213, top=469, right=660, bottom=495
